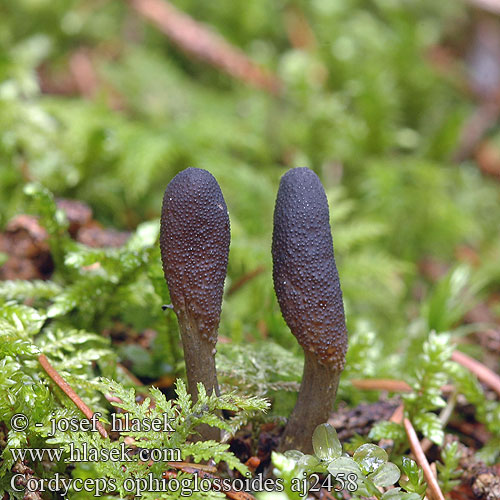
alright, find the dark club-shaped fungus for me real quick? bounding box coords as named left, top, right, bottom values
left=272, top=167, right=348, bottom=453
left=160, top=168, right=230, bottom=439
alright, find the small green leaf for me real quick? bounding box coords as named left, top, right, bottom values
left=369, top=421, right=405, bottom=441
left=312, top=423, right=342, bottom=460
left=353, top=443, right=388, bottom=474
left=382, top=488, right=422, bottom=500
left=401, top=457, right=419, bottom=481
left=284, top=450, right=304, bottom=461
left=400, top=457, right=426, bottom=495
left=413, top=412, right=444, bottom=445
left=476, top=437, right=500, bottom=465
left=327, top=456, right=363, bottom=479
left=297, top=454, right=320, bottom=469
left=272, top=451, right=299, bottom=474
left=369, top=462, right=401, bottom=487
left=328, top=457, right=370, bottom=496
left=382, top=487, right=404, bottom=500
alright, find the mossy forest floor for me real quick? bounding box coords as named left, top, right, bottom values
left=1, top=1, right=500, bottom=500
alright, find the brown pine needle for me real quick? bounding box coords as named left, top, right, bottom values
left=452, top=350, right=500, bottom=397
left=352, top=379, right=456, bottom=395
left=465, top=0, right=500, bottom=16
left=390, top=403, right=405, bottom=424
left=117, top=362, right=144, bottom=387
left=38, top=354, right=108, bottom=439
left=430, top=462, right=438, bottom=479
left=351, top=379, right=412, bottom=392
left=129, top=0, right=281, bottom=94
left=378, top=403, right=404, bottom=450
left=227, top=266, right=265, bottom=296
left=403, top=418, right=445, bottom=500
left=167, top=461, right=217, bottom=473
left=69, top=49, right=98, bottom=98
left=163, top=466, right=257, bottom=500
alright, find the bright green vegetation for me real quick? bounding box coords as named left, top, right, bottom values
left=1, top=1, right=500, bottom=499
left=271, top=423, right=419, bottom=500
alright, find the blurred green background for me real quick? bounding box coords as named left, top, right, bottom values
left=1, top=0, right=500, bottom=389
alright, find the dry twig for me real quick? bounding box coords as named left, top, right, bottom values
left=69, top=49, right=99, bottom=98
left=454, top=96, right=500, bottom=162
left=403, top=418, right=445, bottom=500
left=465, top=0, right=500, bottom=15
left=167, top=461, right=217, bottom=473
left=351, top=379, right=412, bottom=392
left=163, top=464, right=257, bottom=500
left=38, top=354, right=108, bottom=439
left=117, top=362, right=144, bottom=387
left=227, top=266, right=265, bottom=296
left=283, top=5, right=316, bottom=50
left=452, top=349, right=500, bottom=397
left=128, top=0, right=281, bottom=94
left=377, top=403, right=404, bottom=451
left=390, top=403, right=405, bottom=424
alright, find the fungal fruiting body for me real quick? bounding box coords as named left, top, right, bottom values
left=272, top=167, right=347, bottom=453
left=160, top=167, right=230, bottom=439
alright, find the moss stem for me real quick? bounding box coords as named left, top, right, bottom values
left=279, top=350, right=341, bottom=454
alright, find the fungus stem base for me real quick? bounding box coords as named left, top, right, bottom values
left=279, top=351, right=341, bottom=454
left=179, top=313, right=220, bottom=442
